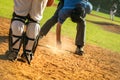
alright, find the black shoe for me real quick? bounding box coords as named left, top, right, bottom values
left=26, top=52, right=33, bottom=65
left=21, top=53, right=27, bottom=62
left=21, top=52, right=33, bottom=65
left=8, top=51, right=18, bottom=61
left=75, top=47, right=84, bottom=55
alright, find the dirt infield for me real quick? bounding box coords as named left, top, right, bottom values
left=0, top=17, right=120, bottom=80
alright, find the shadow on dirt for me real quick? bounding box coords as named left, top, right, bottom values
left=0, top=51, right=9, bottom=60
left=0, top=36, right=8, bottom=44
left=0, top=36, right=9, bottom=60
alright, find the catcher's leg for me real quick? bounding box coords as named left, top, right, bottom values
left=21, top=17, right=40, bottom=64
left=8, top=13, right=26, bottom=61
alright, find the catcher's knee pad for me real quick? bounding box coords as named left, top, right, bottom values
left=9, top=13, right=27, bottom=52
left=11, top=12, right=27, bottom=23
left=23, top=17, right=40, bottom=55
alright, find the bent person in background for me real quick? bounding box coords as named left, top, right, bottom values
left=56, top=0, right=93, bottom=55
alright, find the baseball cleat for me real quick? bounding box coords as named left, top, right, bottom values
left=75, top=47, right=84, bottom=55
left=21, top=52, right=33, bottom=65
left=8, top=51, right=18, bottom=61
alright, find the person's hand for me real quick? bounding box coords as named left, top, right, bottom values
left=47, top=0, right=54, bottom=7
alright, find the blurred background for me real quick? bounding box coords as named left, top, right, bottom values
left=89, top=0, right=120, bottom=17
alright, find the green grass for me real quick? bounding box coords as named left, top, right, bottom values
left=0, top=0, right=13, bottom=18
left=91, top=11, right=120, bottom=23
left=86, top=21, right=120, bottom=52
left=0, top=0, right=120, bottom=53
left=85, top=14, right=120, bottom=52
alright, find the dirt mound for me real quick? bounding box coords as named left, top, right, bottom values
left=87, top=20, right=120, bottom=34
left=0, top=17, right=120, bottom=80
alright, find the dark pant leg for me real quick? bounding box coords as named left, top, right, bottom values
left=40, top=1, right=64, bottom=36
left=75, top=20, right=86, bottom=47
left=40, top=15, right=58, bottom=36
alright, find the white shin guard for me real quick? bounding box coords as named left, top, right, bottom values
left=10, top=21, right=25, bottom=50
left=24, top=22, right=40, bottom=53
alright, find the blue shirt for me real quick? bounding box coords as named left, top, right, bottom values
left=58, top=0, right=92, bottom=24
left=63, top=0, right=84, bottom=9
